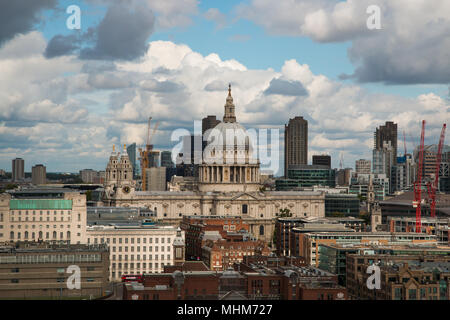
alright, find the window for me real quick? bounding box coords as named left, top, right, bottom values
left=242, top=204, right=248, bottom=214
left=259, top=225, right=264, bottom=236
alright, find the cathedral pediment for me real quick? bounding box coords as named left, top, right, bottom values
left=230, top=192, right=259, bottom=201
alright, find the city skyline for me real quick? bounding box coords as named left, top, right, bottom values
left=1, top=0, right=449, bottom=175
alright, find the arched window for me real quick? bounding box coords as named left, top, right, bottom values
left=60, top=232, right=63, bottom=239
left=24, top=231, right=29, bottom=239
left=53, top=231, right=57, bottom=239
left=67, top=231, right=71, bottom=239
left=17, top=232, right=21, bottom=239
left=32, top=232, right=35, bottom=239
left=10, top=231, right=14, bottom=240
left=39, top=231, right=43, bottom=239
left=259, top=225, right=264, bottom=236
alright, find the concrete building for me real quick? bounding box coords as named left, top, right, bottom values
left=145, top=167, right=166, bottom=191
left=0, top=189, right=87, bottom=244
left=86, top=223, right=184, bottom=281
left=31, top=164, right=46, bottom=185
left=0, top=242, right=109, bottom=299
left=336, top=168, right=352, bottom=186
left=355, top=159, right=371, bottom=174
left=374, top=121, right=398, bottom=165
left=12, top=158, right=24, bottom=182
left=284, top=116, right=308, bottom=177
left=312, top=155, right=331, bottom=168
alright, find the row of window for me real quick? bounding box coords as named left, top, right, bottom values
left=111, top=254, right=170, bottom=261
left=10, top=224, right=81, bottom=229
left=10, top=210, right=71, bottom=215
left=9, top=231, right=79, bottom=240
left=110, top=246, right=171, bottom=253
left=88, top=237, right=172, bottom=245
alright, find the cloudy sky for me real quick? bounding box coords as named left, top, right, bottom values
left=0, top=0, right=449, bottom=176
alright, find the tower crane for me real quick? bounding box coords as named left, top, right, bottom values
left=139, top=117, right=160, bottom=191
left=427, top=124, right=446, bottom=218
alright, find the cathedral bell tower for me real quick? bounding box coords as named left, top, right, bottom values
left=223, top=84, right=236, bottom=123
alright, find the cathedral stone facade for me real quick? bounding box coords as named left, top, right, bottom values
left=103, top=86, right=326, bottom=243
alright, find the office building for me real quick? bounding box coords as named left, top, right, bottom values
left=0, top=242, right=110, bottom=299
left=86, top=223, right=184, bottom=281
left=31, top=164, right=46, bottom=185
left=276, top=165, right=336, bottom=190
left=284, top=116, right=308, bottom=177
left=312, top=155, right=331, bottom=168
left=127, top=143, right=137, bottom=178
left=336, top=168, right=352, bottom=186
left=12, top=158, right=24, bottom=182
left=0, top=188, right=88, bottom=244
left=355, top=159, right=371, bottom=174
left=325, top=193, right=360, bottom=217
left=374, top=121, right=398, bottom=165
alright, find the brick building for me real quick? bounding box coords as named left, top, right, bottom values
left=123, top=256, right=346, bottom=300
left=180, top=216, right=250, bottom=260
left=346, top=252, right=450, bottom=300
left=202, top=238, right=270, bottom=271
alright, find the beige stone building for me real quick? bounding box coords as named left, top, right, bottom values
left=86, top=224, right=184, bottom=281
left=102, top=86, right=326, bottom=243
left=0, top=189, right=87, bottom=244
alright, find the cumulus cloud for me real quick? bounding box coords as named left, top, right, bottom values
left=0, top=0, right=57, bottom=46
left=238, top=0, right=450, bottom=84
left=45, top=1, right=155, bottom=61
left=264, top=78, right=308, bottom=96
left=1, top=33, right=449, bottom=173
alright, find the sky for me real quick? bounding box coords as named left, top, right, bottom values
left=0, top=0, right=449, bottom=176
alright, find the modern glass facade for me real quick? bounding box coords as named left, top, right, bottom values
left=276, top=165, right=336, bottom=190
left=325, top=194, right=360, bottom=217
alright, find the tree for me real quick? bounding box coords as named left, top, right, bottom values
left=277, top=208, right=292, bottom=218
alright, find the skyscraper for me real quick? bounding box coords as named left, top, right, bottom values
left=284, top=116, right=308, bottom=177
left=374, top=121, right=397, bottom=164
left=161, top=151, right=174, bottom=168
left=12, top=158, right=24, bottom=182
left=202, top=115, right=221, bottom=135
left=32, top=164, right=46, bottom=185
left=127, top=143, right=137, bottom=178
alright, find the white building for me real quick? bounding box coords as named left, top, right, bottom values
left=86, top=224, right=184, bottom=281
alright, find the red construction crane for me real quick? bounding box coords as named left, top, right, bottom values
left=413, top=120, right=425, bottom=233
left=427, top=123, right=446, bottom=218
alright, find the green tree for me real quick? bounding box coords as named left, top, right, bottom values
left=277, top=208, right=292, bottom=218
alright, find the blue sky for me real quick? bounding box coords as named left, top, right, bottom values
left=0, top=0, right=449, bottom=174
